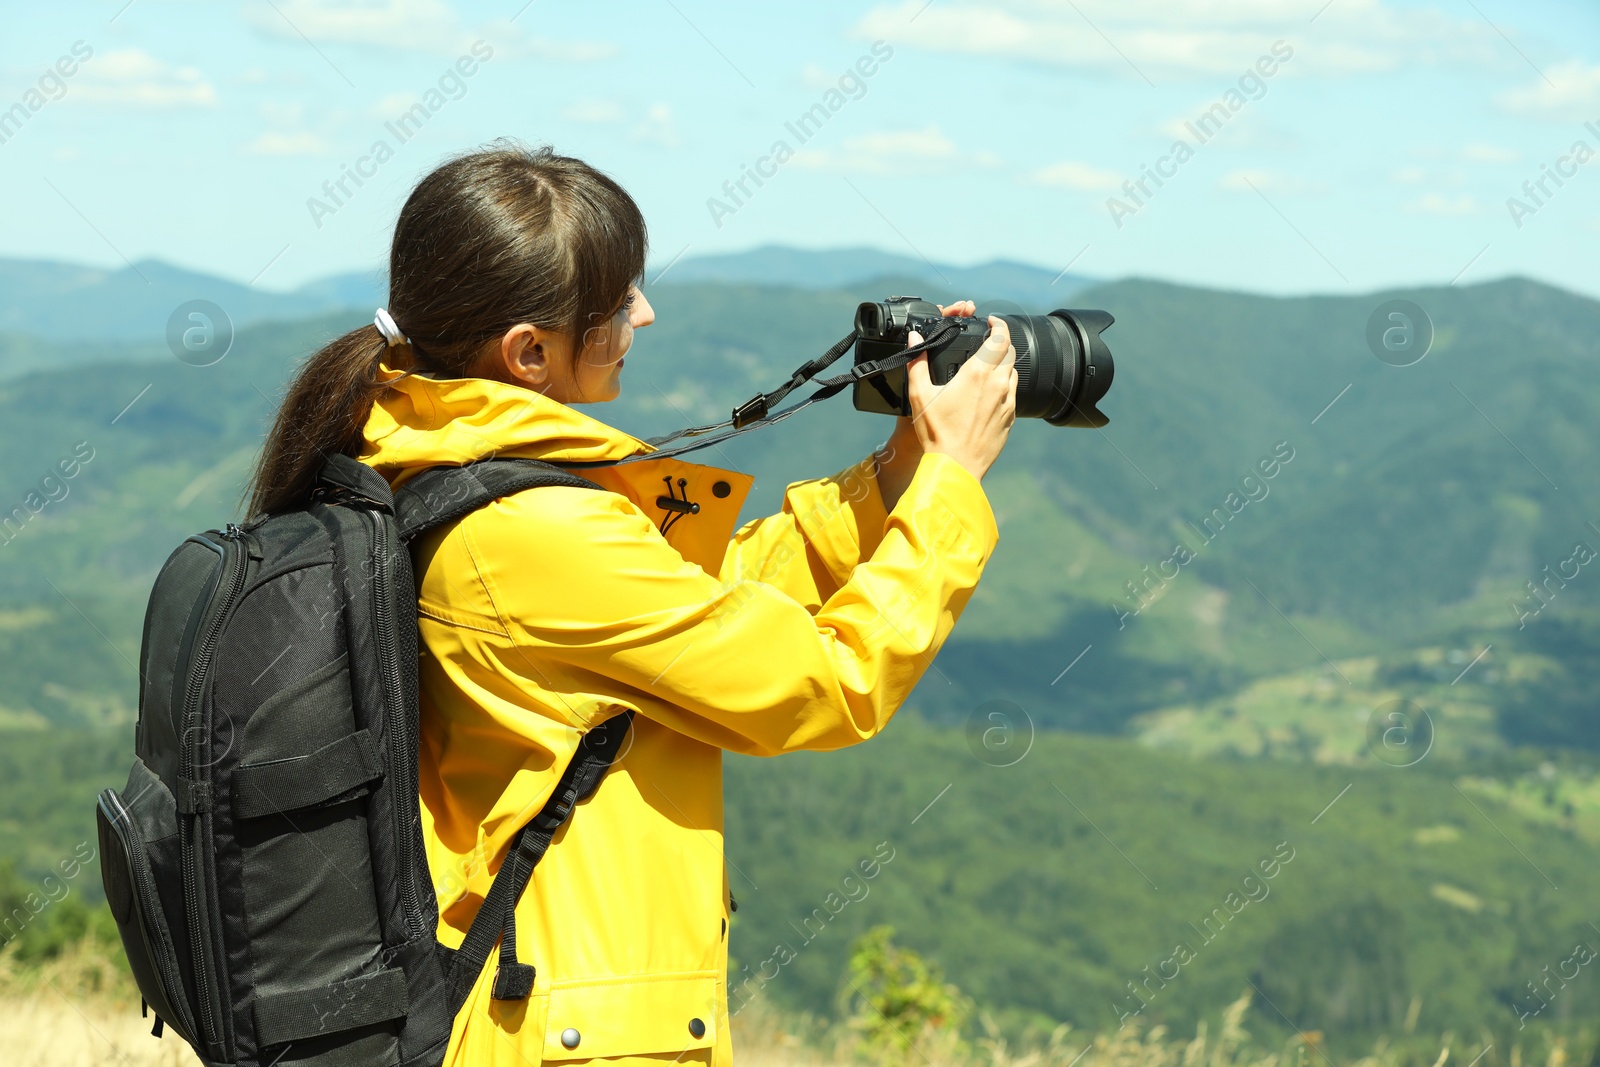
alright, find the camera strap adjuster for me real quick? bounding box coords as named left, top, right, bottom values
left=731, top=395, right=769, bottom=429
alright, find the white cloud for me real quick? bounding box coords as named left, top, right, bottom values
left=1391, top=145, right=1513, bottom=189
left=237, top=66, right=307, bottom=86
left=632, top=103, right=681, bottom=150
left=1157, top=110, right=1297, bottom=150
left=242, top=0, right=615, bottom=60
left=800, top=64, right=838, bottom=91
left=853, top=0, right=1492, bottom=80
left=245, top=131, right=330, bottom=155
left=64, top=49, right=218, bottom=107
left=1408, top=192, right=1480, bottom=216
left=1498, top=60, right=1600, bottom=122
left=565, top=99, right=626, bottom=124
left=495, top=30, right=617, bottom=63
left=370, top=92, right=418, bottom=116
left=1463, top=142, right=1519, bottom=164
left=1395, top=143, right=1516, bottom=191
left=557, top=100, right=676, bottom=143
left=791, top=125, right=975, bottom=175
left=1221, top=169, right=1321, bottom=194
left=244, top=99, right=336, bottom=154
left=244, top=0, right=456, bottom=50
left=1027, top=160, right=1123, bottom=190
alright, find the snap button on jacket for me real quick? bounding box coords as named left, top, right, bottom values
left=359, top=360, right=999, bottom=1066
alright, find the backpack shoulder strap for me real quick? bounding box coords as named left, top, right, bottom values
left=393, top=457, right=602, bottom=543
left=390, top=455, right=623, bottom=1009
left=446, top=710, right=635, bottom=1011
left=318, top=452, right=398, bottom=510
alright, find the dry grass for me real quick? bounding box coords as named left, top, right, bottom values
left=0, top=945, right=1574, bottom=1067
left=0, top=932, right=200, bottom=1067
left=0, top=994, right=201, bottom=1067
left=728, top=993, right=1574, bottom=1067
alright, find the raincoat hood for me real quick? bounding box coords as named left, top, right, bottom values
left=360, top=358, right=766, bottom=577
left=361, top=358, right=656, bottom=483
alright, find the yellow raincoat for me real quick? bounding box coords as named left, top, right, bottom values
left=359, top=358, right=999, bottom=1066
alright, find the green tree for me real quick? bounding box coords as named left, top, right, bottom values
left=839, top=925, right=971, bottom=1062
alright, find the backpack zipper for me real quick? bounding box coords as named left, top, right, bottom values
left=180, top=529, right=246, bottom=1057
left=368, top=510, right=424, bottom=937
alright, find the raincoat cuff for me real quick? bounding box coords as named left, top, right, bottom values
left=896, top=452, right=1000, bottom=553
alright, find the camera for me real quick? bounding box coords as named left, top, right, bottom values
left=851, top=297, right=1115, bottom=426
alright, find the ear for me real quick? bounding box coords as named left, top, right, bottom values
left=500, top=324, right=555, bottom=391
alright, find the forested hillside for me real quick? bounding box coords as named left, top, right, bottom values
left=1, top=261, right=1597, bottom=1051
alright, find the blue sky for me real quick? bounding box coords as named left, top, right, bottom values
left=2, top=0, right=1597, bottom=298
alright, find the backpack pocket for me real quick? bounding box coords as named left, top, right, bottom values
left=233, top=649, right=405, bottom=1065
left=97, top=761, right=201, bottom=1047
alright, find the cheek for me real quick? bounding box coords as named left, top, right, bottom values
left=592, top=325, right=630, bottom=372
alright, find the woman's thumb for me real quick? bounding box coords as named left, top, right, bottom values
left=904, top=347, right=934, bottom=410
left=978, top=315, right=1012, bottom=367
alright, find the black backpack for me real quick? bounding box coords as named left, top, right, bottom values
left=95, top=453, right=635, bottom=1067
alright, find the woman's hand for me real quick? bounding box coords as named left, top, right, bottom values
left=905, top=304, right=1016, bottom=484
left=875, top=300, right=1006, bottom=509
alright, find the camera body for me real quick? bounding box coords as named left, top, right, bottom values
left=851, top=296, right=1115, bottom=427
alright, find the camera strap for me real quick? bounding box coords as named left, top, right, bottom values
left=557, top=318, right=967, bottom=469
left=644, top=329, right=861, bottom=448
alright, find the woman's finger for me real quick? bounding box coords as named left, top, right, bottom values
left=905, top=350, right=935, bottom=415
left=976, top=316, right=1014, bottom=369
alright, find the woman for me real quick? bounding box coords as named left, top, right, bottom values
left=246, top=141, right=1015, bottom=1066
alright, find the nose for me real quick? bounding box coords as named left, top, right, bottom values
left=630, top=289, right=655, bottom=330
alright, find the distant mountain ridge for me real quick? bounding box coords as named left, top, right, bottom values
left=651, top=244, right=1094, bottom=308
left=0, top=270, right=1594, bottom=742
left=0, top=257, right=385, bottom=345
left=0, top=245, right=1091, bottom=347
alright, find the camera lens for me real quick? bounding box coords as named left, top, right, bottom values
left=848, top=297, right=1115, bottom=426
left=994, top=310, right=1115, bottom=426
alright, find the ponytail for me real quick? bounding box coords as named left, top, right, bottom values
left=244, top=325, right=406, bottom=518
left=241, top=139, right=648, bottom=518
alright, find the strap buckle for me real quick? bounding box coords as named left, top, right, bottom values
left=731, top=395, right=768, bottom=429
left=531, top=795, right=574, bottom=832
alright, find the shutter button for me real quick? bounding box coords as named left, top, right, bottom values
left=712, top=481, right=731, bottom=498
left=561, top=1028, right=581, bottom=1049
left=689, top=1017, right=707, bottom=1039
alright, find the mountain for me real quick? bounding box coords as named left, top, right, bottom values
left=654, top=243, right=1094, bottom=308
left=0, top=257, right=384, bottom=346
left=2, top=268, right=1599, bottom=1050
left=0, top=274, right=1596, bottom=746
left=0, top=245, right=1083, bottom=352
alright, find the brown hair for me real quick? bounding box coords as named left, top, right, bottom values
left=243, top=140, right=648, bottom=517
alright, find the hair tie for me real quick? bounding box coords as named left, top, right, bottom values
left=374, top=307, right=408, bottom=347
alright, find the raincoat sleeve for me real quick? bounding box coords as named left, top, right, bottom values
left=467, top=451, right=998, bottom=756
left=718, top=452, right=891, bottom=612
